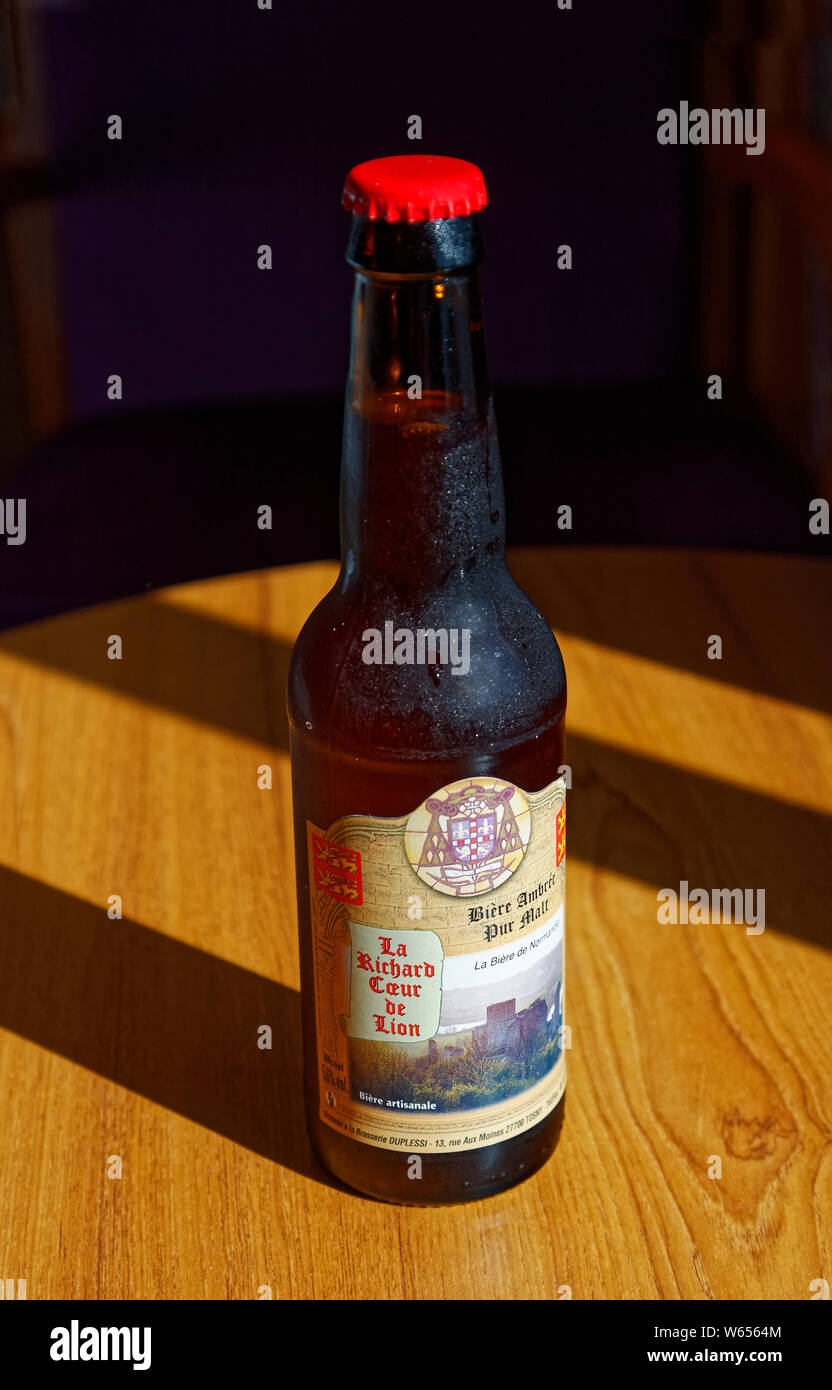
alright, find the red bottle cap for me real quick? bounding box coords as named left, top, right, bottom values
left=342, top=155, right=488, bottom=224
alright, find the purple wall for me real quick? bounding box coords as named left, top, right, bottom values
left=41, top=0, right=686, bottom=420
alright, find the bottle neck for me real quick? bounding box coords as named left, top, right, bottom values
left=339, top=264, right=506, bottom=594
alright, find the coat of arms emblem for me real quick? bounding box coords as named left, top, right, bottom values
left=405, top=777, right=531, bottom=896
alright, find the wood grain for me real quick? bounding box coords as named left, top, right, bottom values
left=0, top=548, right=829, bottom=1300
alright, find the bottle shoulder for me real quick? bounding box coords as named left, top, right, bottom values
left=288, top=566, right=566, bottom=758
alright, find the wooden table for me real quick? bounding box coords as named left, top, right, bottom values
left=0, top=548, right=830, bottom=1301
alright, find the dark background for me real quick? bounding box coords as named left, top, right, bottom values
left=0, top=0, right=829, bottom=628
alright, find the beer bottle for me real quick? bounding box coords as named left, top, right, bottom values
left=288, top=156, right=567, bottom=1204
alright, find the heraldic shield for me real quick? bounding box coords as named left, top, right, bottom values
left=405, top=777, right=531, bottom=896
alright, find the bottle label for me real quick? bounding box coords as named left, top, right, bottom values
left=308, top=775, right=566, bottom=1153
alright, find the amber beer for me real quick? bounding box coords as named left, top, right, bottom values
left=288, top=156, right=567, bottom=1203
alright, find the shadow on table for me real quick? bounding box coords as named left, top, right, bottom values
left=510, top=549, right=832, bottom=719
left=0, top=864, right=345, bottom=1189
left=0, top=585, right=826, bottom=1101
left=3, top=547, right=832, bottom=724
left=567, top=732, right=832, bottom=951
left=0, top=598, right=828, bottom=1173
left=0, top=599, right=294, bottom=750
